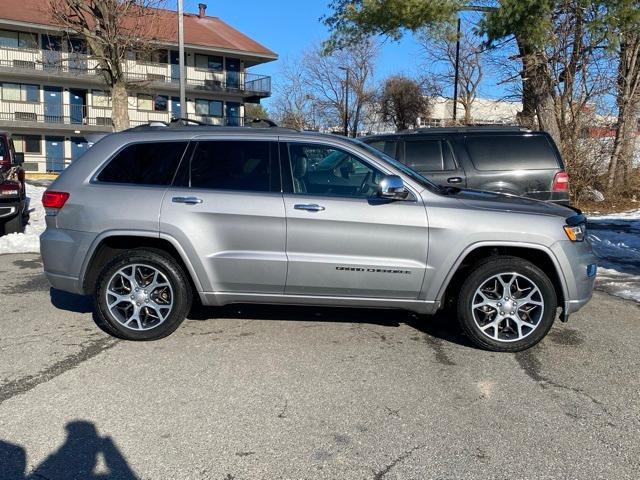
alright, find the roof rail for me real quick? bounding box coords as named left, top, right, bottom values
left=399, top=125, right=532, bottom=134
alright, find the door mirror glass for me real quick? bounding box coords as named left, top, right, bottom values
left=13, top=152, right=24, bottom=165
left=378, top=175, right=408, bottom=200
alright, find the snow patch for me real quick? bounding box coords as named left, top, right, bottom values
left=0, top=182, right=46, bottom=254
left=588, top=209, right=640, bottom=303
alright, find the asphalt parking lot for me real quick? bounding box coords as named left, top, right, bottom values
left=0, top=253, right=639, bottom=479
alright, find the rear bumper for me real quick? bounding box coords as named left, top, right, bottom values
left=551, top=239, right=597, bottom=319
left=0, top=198, right=23, bottom=220
left=40, top=227, right=96, bottom=295
left=525, top=191, right=570, bottom=205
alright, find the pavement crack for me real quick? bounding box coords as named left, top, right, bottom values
left=422, top=334, right=456, bottom=366
left=277, top=399, right=288, bottom=418
left=0, top=336, right=119, bottom=405
left=515, top=349, right=612, bottom=417
left=373, top=444, right=424, bottom=480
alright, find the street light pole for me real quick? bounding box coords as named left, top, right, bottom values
left=452, top=16, right=461, bottom=123
left=339, top=67, right=349, bottom=137
left=177, top=0, right=186, bottom=119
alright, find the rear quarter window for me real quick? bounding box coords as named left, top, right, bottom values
left=465, top=135, right=559, bottom=171
left=97, top=141, right=188, bottom=185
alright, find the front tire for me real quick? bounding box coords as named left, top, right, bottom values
left=95, top=249, right=192, bottom=340
left=457, top=256, right=558, bottom=352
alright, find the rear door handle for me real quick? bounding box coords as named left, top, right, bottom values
left=447, top=177, right=463, bottom=184
left=294, top=203, right=325, bottom=212
left=172, top=196, right=203, bottom=205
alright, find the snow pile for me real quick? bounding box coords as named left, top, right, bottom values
left=587, top=209, right=640, bottom=303
left=0, top=182, right=46, bottom=254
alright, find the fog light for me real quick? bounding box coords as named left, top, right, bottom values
left=587, top=264, right=597, bottom=278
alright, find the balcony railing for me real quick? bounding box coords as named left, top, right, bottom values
left=0, top=46, right=271, bottom=96
left=0, top=101, right=244, bottom=129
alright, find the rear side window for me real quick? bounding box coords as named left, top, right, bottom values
left=97, top=141, right=187, bottom=185
left=189, top=141, right=275, bottom=192
left=367, top=139, right=397, bottom=158
left=404, top=140, right=456, bottom=171
left=466, top=135, right=559, bottom=171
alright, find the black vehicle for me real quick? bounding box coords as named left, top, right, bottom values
left=362, top=127, right=570, bottom=204
left=0, top=131, right=28, bottom=235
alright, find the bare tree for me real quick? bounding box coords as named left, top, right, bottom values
left=271, top=57, right=316, bottom=130
left=607, top=5, right=640, bottom=193
left=420, top=24, right=483, bottom=124
left=302, top=40, right=378, bottom=136
left=380, top=76, right=431, bottom=131
left=49, top=0, right=169, bottom=131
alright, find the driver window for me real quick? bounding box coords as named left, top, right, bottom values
left=287, top=143, right=383, bottom=198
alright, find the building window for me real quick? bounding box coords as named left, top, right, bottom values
left=13, top=135, right=41, bottom=154
left=137, top=94, right=168, bottom=111
left=194, top=54, right=223, bottom=71
left=92, top=91, right=111, bottom=108
left=0, top=29, right=37, bottom=49
left=136, top=49, right=169, bottom=64
left=1, top=83, right=39, bottom=102
left=195, top=99, right=223, bottom=117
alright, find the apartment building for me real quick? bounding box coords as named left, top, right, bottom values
left=0, top=1, right=277, bottom=172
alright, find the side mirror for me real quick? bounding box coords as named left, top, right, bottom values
left=13, top=152, right=24, bottom=166
left=378, top=175, right=409, bottom=200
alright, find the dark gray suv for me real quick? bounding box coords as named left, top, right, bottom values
left=362, top=127, right=570, bottom=204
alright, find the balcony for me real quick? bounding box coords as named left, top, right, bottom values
left=0, top=46, right=271, bottom=99
left=0, top=101, right=245, bottom=131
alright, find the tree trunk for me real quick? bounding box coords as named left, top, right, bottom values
left=608, top=33, right=640, bottom=193
left=516, top=38, right=561, bottom=145
left=111, top=81, right=130, bottom=131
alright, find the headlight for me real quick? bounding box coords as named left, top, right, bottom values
left=564, top=223, right=586, bottom=242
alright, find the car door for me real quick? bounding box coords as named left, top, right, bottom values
left=282, top=140, right=429, bottom=299
left=160, top=138, right=286, bottom=295
left=402, top=138, right=467, bottom=188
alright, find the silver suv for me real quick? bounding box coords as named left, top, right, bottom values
left=40, top=125, right=597, bottom=351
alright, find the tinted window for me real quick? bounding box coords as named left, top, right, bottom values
left=466, top=135, right=559, bottom=170
left=190, top=141, right=273, bottom=192
left=288, top=143, right=383, bottom=198
left=367, top=139, right=397, bottom=158
left=404, top=140, right=456, bottom=171
left=97, top=142, right=187, bottom=185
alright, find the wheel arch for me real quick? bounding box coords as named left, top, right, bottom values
left=81, top=232, right=203, bottom=296
left=437, top=242, right=568, bottom=314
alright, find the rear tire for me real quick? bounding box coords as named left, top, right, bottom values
left=95, top=249, right=192, bottom=341
left=1, top=214, right=24, bottom=235
left=457, top=256, right=557, bottom=352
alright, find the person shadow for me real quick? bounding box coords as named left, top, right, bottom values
left=0, top=421, right=137, bottom=480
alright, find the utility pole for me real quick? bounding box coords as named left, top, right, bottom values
left=339, top=66, right=349, bottom=137
left=177, top=0, right=186, bottom=119
left=452, top=16, right=461, bottom=123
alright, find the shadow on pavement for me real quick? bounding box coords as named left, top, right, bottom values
left=188, top=303, right=475, bottom=349
left=50, top=288, right=94, bottom=314
left=0, top=420, right=136, bottom=480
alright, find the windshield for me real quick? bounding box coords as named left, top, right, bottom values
left=348, top=138, right=442, bottom=192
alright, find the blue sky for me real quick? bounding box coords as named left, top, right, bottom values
left=184, top=0, right=505, bottom=108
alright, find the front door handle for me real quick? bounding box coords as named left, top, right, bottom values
left=447, top=177, right=463, bottom=184
left=172, top=196, right=203, bottom=205
left=294, top=203, right=325, bottom=212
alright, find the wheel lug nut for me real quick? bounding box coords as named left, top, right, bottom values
left=497, top=302, right=502, bottom=307
left=500, top=311, right=504, bottom=315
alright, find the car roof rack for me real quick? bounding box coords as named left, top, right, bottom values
left=397, top=125, right=533, bottom=135
left=124, top=117, right=292, bottom=132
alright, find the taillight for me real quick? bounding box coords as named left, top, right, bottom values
left=42, top=191, right=70, bottom=211
left=552, top=171, right=569, bottom=192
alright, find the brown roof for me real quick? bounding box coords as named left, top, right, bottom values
left=0, top=0, right=277, bottom=58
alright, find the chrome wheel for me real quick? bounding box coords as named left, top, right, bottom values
left=105, top=264, right=174, bottom=331
left=472, top=273, right=544, bottom=343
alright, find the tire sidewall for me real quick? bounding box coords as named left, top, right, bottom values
left=457, top=258, right=558, bottom=352
left=95, top=250, right=191, bottom=341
